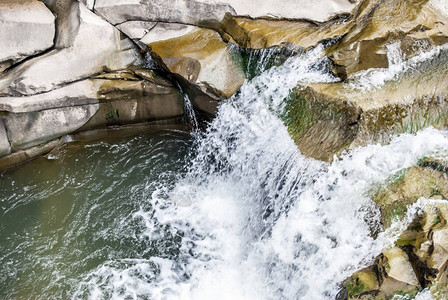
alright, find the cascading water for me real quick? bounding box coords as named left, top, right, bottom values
left=70, top=47, right=448, bottom=299
left=2, top=45, right=448, bottom=300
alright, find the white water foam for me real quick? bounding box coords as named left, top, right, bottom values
left=74, top=46, right=448, bottom=299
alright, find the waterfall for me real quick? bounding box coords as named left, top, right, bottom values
left=72, top=47, right=448, bottom=300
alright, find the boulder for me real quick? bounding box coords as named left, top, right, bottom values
left=0, top=0, right=55, bottom=73
left=93, top=0, right=236, bottom=25
left=327, top=0, right=448, bottom=78
left=342, top=157, right=448, bottom=299
left=343, top=248, right=419, bottom=300
left=3, top=104, right=99, bottom=150
left=116, top=21, right=157, bottom=40
left=78, top=0, right=95, bottom=10
left=218, top=15, right=351, bottom=49
left=382, top=247, right=419, bottom=287
left=286, top=44, right=448, bottom=161
left=91, top=0, right=355, bottom=25
left=0, top=70, right=184, bottom=152
left=209, top=0, right=356, bottom=21
left=0, top=2, right=142, bottom=96
left=141, top=23, right=246, bottom=98
left=0, top=118, right=11, bottom=157
left=374, top=163, right=448, bottom=228
left=0, top=139, right=59, bottom=170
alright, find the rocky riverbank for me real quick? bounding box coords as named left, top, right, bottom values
left=1, top=1, right=448, bottom=298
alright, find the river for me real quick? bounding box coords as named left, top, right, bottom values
left=1, top=46, right=447, bottom=299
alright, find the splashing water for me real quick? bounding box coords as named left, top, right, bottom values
left=69, top=46, right=448, bottom=300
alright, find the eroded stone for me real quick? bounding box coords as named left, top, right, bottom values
left=0, top=0, right=55, bottom=73
left=0, top=118, right=11, bottom=157
left=0, top=2, right=142, bottom=96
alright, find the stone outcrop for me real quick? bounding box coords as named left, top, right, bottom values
left=145, top=24, right=246, bottom=98
left=0, top=0, right=55, bottom=74
left=90, top=0, right=356, bottom=25
left=340, top=158, right=448, bottom=299
left=82, top=0, right=357, bottom=98
left=0, top=1, right=142, bottom=96
left=0, top=70, right=184, bottom=160
left=286, top=43, right=448, bottom=161
left=327, top=0, right=448, bottom=79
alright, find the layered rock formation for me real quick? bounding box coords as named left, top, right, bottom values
left=0, top=0, right=359, bottom=169
left=340, top=158, right=448, bottom=299
left=0, top=0, right=55, bottom=73
left=1, top=0, right=448, bottom=299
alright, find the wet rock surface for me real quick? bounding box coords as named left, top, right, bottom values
left=340, top=158, right=448, bottom=299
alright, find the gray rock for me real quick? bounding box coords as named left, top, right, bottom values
left=0, top=80, right=99, bottom=113
left=0, top=2, right=142, bottom=96
left=0, top=0, right=55, bottom=73
left=93, top=0, right=236, bottom=25
left=92, top=0, right=355, bottom=25
left=4, top=104, right=99, bottom=150
left=116, top=21, right=157, bottom=40
left=78, top=0, right=95, bottom=10
left=0, top=74, right=185, bottom=151
left=0, top=118, right=11, bottom=157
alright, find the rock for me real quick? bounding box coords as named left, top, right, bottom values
left=3, top=104, right=99, bottom=150
left=286, top=44, right=448, bottom=161
left=327, top=0, right=448, bottom=78
left=344, top=248, right=419, bottom=299
left=383, top=247, right=419, bottom=287
left=0, top=139, right=59, bottom=170
left=89, top=0, right=357, bottom=51
left=0, top=0, right=55, bottom=73
left=430, top=0, right=448, bottom=17
left=213, top=0, right=356, bottom=21
left=93, top=0, right=236, bottom=25
left=345, top=157, right=448, bottom=299
left=373, top=166, right=448, bottom=228
left=92, top=0, right=355, bottom=25
left=0, top=2, right=142, bottom=96
left=79, top=77, right=184, bottom=131
left=219, top=14, right=351, bottom=49
left=0, top=118, right=11, bottom=157
left=145, top=23, right=245, bottom=97
left=0, top=72, right=184, bottom=152
left=116, top=21, right=157, bottom=40
left=78, top=0, right=95, bottom=10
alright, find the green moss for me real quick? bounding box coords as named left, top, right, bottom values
left=346, top=275, right=368, bottom=297
left=385, top=203, right=409, bottom=226
left=390, top=169, right=409, bottom=187
left=283, top=91, right=319, bottom=139
left=228, top=45, right=294, bottom=80
left=105, top=109, right=120, bottom=121
left=407, top=212, right=425, bottom=232
left=433, top=215, right=441, bottom=227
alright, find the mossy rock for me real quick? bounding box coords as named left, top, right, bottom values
left=344, top=267, right=381, bottom=299
left=373, top=166, right=448, bottom=228
left=285, top=43, right=448, bottom=161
